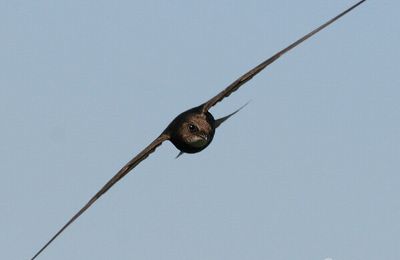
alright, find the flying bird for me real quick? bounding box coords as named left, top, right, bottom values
left=31, top=1, right=366, bottom=259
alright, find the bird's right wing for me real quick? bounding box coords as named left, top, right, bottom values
left=31, top=133, right=170, bottom=260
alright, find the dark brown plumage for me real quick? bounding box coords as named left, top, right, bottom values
left=166, top=105, right=216, bottom=154
left=31, top=1, right=366, bottom=259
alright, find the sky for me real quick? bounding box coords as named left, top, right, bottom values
left=1, top=1, right=399, bottom=260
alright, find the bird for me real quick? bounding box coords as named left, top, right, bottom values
left=31, top=1, right=366, bottom=259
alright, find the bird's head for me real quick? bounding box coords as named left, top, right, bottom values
left=165, top=107, right=215, bottom=153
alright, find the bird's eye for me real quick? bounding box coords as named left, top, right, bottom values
left=188, top=123, right=198, bottom=133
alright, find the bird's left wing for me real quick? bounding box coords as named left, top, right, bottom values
left=31, top=133, right=170, bottom=260
left=201, top=0, right=366, bottom=113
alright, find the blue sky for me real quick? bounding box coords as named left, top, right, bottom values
left=1, top=1, right=399, bottom=259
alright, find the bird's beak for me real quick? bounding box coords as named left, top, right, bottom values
left=198, top=133, right=208, bottom=141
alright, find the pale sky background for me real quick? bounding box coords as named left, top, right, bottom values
left=1, top=1, right=399, bottom=260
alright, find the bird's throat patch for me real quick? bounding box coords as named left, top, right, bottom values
left=190, top=138, right=208, bottom=148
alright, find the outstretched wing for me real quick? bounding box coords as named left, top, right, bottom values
left=31, top=133, right=170, bottom=260
left=201, top=0, right=366, bottom=113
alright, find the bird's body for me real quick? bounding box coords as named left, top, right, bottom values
left=165, top=105, right=216, bottom=154
left=30, top=1, right=367, bottom=259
